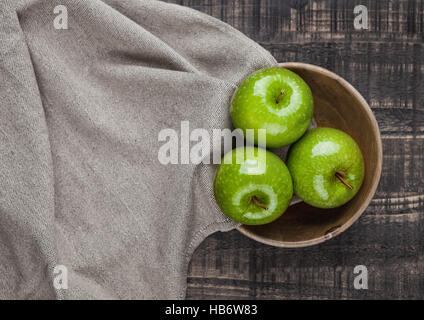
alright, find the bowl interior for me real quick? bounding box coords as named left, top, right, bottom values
left=237, top=62, right=382, bottom=248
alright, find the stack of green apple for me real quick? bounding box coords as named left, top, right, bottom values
left=214, top=67, right=365, bottom=225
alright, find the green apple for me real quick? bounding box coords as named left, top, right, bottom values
left=287, top=127, right=365, bottom=209
left=214, top=147, right=293, bottom=225
left=230, top=67, right=314, bottom=148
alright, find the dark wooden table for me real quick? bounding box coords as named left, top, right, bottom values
left=166, top=0, right=424, bottom=299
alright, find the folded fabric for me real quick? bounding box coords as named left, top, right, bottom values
left=0, top=0, right=277, bottom=299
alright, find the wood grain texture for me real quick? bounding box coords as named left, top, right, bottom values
left=164, top=0, right=424, bottom=299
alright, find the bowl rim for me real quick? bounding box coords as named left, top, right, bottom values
left=236, top=62, right=383, bottom=248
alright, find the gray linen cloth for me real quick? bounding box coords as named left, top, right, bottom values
left=0, top=0, right=277, bottom=299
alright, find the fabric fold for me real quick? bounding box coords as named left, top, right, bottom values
left=0, top=0, right=59, bottom=299
left=0, top=0, right=277, bottom=299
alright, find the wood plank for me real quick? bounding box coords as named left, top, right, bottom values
left=164, top=0, right=424, bottom=299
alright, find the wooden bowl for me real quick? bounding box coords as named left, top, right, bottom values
left=237, top=62, right=382, bottom=248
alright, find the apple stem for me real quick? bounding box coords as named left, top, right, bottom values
left=335, top=171, right=354, bottom=190
left=276, top=90, right=285, bottom=104
left=251, top=196, right=269, bottom=211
